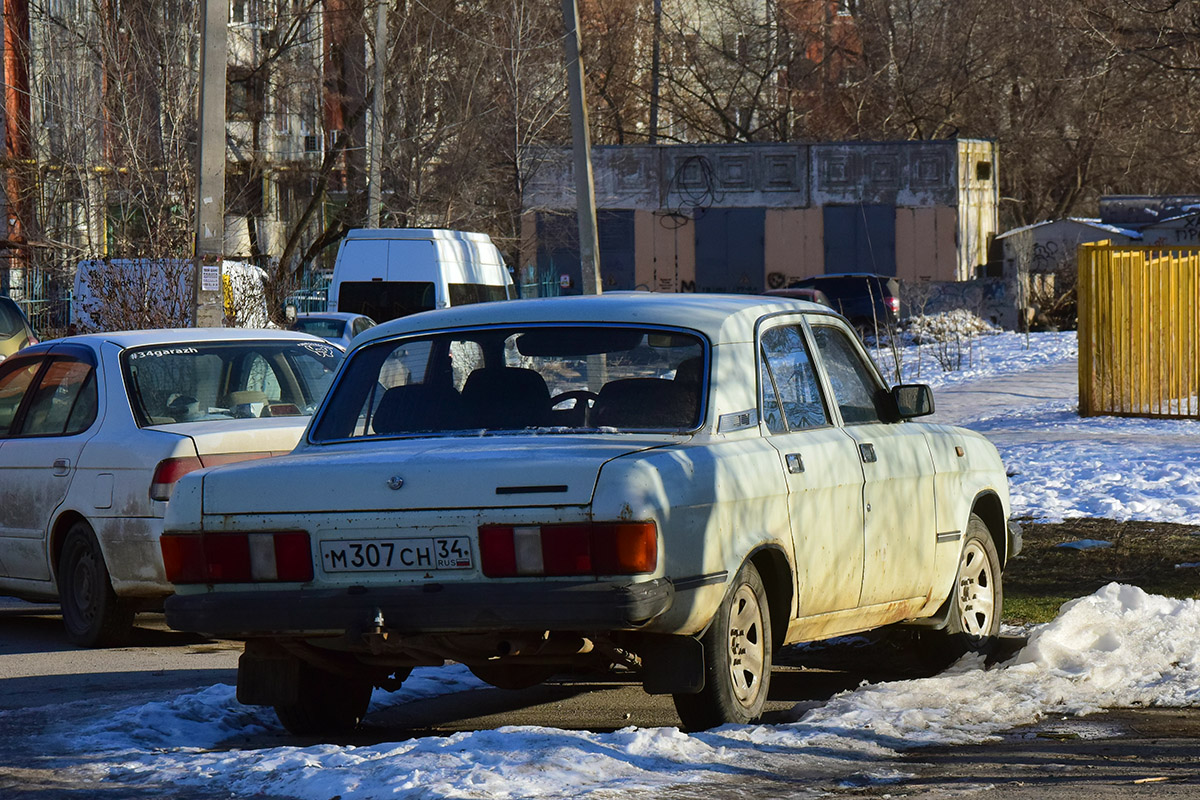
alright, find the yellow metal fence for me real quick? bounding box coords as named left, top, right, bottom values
left=1078, top=243, right=1200, bottom=418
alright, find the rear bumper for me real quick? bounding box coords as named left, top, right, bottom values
left=164, top=578, right=674, bottom=637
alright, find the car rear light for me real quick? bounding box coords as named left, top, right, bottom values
left=886, top=296, right=900, bottom=315
left=479, top=522, right=657, bottom=578
left=150, top=456, right=203, bottom=501
left=150, top=452, right=277, bottom=502
left=161, top=531, right=313, bottom=584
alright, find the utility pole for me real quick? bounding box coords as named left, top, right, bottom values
left=193, top=0, right=229, bottom=327
left=560, top=0, right=602, bottom=295
left=649, top=0, right=661, bottom=144
left=366, top=0, right=387, bottom=228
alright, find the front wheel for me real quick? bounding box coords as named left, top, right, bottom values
left=920, top=514, right=1003, bottom=667
left=59, top=522, right=135, bottom=648
left=673, top=562, right=773, bottom=731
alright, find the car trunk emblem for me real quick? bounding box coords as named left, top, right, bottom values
left=387, top=476, right=404, bottom=490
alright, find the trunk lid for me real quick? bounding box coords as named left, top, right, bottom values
left=150, top=417, right=311, bottom=459
left=198, top=435, right=671, bottom=514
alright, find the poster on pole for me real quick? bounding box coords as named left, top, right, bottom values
left=201, top=263, right=221, bottom=292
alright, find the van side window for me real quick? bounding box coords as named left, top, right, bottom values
left=448, top=284, right=509, bottom=306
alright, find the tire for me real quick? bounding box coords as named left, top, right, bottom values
left=273, top=660, right=374, bottom=736
left=921, top=514, right=1003, bottom=666
left=59, top=522, right=135, bottom=648
left=673, top=562, right=773, bottom=731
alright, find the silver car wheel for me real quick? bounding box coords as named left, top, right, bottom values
left=726, top=582, right=767, bottom=707
left=955, top=537, right=996, bottom=639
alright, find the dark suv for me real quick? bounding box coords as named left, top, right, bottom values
left=790, top=274, right=901, bottom=334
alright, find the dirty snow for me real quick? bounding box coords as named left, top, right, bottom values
left=56, top=585, right=1200, bottom=799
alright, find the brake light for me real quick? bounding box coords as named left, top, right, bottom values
left=886, top=296, right=900, bottom=315
left=479, top=522, right=657, bottom=577
left=150, top=452, right=277, bottom=502
left=160, top=531, right=313, bottom=584
left=150, top=457, right=203, bottom=501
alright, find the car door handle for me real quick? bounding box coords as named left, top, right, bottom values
left=785, top=453, right=804, bottom=474
left=859, top=443, right=877, bottom=463
left=53, top=458, right=71, bottom=476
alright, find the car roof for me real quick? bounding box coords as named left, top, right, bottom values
left=28, top=328, right=330, bottom=351
left=292, top=312, right=366, bottom=322
left=357, top=293, right=834, bottom=347
left=800, top=273, right=898, bottom=282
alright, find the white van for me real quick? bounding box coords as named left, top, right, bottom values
left=73, top=259, right=271, bottom=332
left=328, top=228, right=514, bottom=323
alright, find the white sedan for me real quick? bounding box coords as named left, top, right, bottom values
left=0, top=328, right=343, bottom=646
left=161, top=294, right=1018, bottom=733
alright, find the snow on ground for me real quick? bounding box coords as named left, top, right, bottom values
left=871, top=325, right=1078, bottom=389
left=56, top=585, right=1200, bottom=799
left=45, top=323, right=1200, bottom=798
left=979, top=397, right=1200, bottom=523
left=874, top=324, right=1200, bottom=524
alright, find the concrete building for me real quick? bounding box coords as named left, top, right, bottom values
left=995, top=218, right=1141, bottom=330
left=520, top=139, right=999, bottom=298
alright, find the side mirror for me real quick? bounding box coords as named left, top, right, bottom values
left=892, top=383, right=934, bottom=418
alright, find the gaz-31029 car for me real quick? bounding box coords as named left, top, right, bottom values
left=161, top=293, right=1019, bottom=733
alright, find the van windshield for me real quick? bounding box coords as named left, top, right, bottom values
left=338, top=281, right=434, bottom=322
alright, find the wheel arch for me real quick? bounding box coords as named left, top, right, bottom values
left=970, top=490, right=1010, bottom=565
left=49, top=510, right=92, bottom=582
left=747, top=545, right=792, bottom=652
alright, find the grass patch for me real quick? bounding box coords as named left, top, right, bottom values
left=1003, top=518, right=1200, bottom=624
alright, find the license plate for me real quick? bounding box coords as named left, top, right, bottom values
left=319, top=537, right=473, bottom=573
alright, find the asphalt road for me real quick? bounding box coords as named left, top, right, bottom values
left=2, top=600, right=1198, bottom=799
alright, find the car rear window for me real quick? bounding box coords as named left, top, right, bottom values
left=312, top=325, right=707, bottom=440
left=290, top=318, right=347, bottom=339
left=123, top=340, right=343, bottom=426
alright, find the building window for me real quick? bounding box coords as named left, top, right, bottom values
left=976, top=161, right=993, bottom=181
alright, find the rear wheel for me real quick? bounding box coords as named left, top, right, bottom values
left=273, top=661, right=374, bottom=736
left=673, top=562, right=772, bottom=730
left=59, top=522, right=135, bottom=648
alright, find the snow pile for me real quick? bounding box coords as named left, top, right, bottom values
left=902, top=310, right=1002, bottom=343
left=60, top=585, right=1200, bottom=799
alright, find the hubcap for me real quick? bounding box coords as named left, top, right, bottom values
left=727, top=584, right=765, bottom=707
left=69, top=546, right=99, bottom=625
left=957, top=540, right=995, bottom=638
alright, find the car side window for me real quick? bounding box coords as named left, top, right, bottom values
left=759, top=324, right=830, bottom=434
left=809, top=324, right=886, bottom=425
left=0, top=358, right=42, bottom=435
left=18, top=358, right=98, bottom=436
